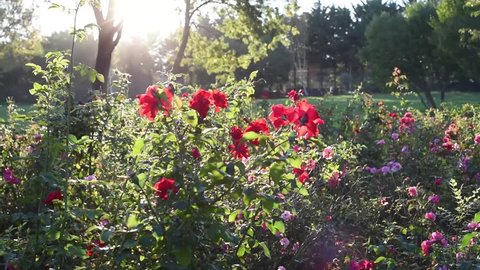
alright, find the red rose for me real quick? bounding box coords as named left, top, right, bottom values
left=293, top=165, right=309, bottom=184
left=230, top=126, right=244, bottom=143
left=244, top=118, right=270, bottom=146
left=191, top=147, right=201, bottom=159
left=158, top=87, right=174, bottom=116
left=137, top=85, right=174, bottom=121
left=190, top=89, right=212, bottom=119
left=229, top=142, right=249, bottom=160
left=210, top=89, right=228, bottom=112
left=153, top=177, right=178, bottom=201
left=44, top=189, right=64, bottom=205
left=269, top=104, right=297, bottom=130
left=292, top=99, right=324, bottom=139
left=288, top=90, right=300, bottom=102
left=137, top=85, right=159, bottom=121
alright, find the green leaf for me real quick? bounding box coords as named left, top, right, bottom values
left=88, top=69, right=97, bottom=83
left=100, top=230, right=113, bottom=242
left=375, top=256, right=386, bottom=263
left=270, top=162, right=285, bottom=183
left=273, top=220, right=285, bottom=234
left=261, top=196, right=275, bottom=213
left=96, top=73, right=105, bottom=83
left=228, top=210, right=241, bottom=222
left=137, top=173, right=146, bottom=188
left=183, top=110, right=198, bottom=127
left=127, top=214, right=139, bottom=229
left=259, top=242, right=271, bottom=258
left=298, top=187, right=309, bottom=196
left=236, top=244, right=246, bottom=257
left=131, top=138, right=145, bottom=157
left=249, top=70, right=258, bottom=81
left=287, top=157, right=302, bottom=169
left=461, top=232, right=476, bottom=248
left=243, top=131, right=260, bottom=140
left=474, top=212, right=480, bottom=222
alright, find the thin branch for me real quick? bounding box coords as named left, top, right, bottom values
left=190, top=0, right=215, bottom=17
left=92, top=5, right=105, bottom=24
left=112, top=24, right=123, bottom=50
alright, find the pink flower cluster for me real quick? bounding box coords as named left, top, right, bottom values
left=3, top=168, right=20, bottom=185
left=399, top=112, right=416, bottom=133
left=350, top=259, right=374, bottom=270
left=421, top=231, right=448, bottom=256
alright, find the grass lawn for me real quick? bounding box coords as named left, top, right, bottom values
left=266, top=91, right=480, bottom=111
left=1, top=91, right=478, bottom=119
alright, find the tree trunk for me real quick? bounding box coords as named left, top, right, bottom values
left=93, top=31, right=114, bottom=91
left=172, top=0, right=192, bottom=75
left=332, top=61, right=337, bottom=91
left=293, top=63, right=297, bottom=88
left=440, top=82, right=446, bottom=102
left=92, top=0, right=123, bottom=93
left=424, top=89, right=437, bottom=108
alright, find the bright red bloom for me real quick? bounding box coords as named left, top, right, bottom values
left=293, top=165, right=309, bottom=184
left=137, top=85, right=159, bottom=121
left=229, top=126, right=249, bottom=159
left=158, top=87, right=174, bottom=115
left=389, top=112, right=398, bottom=118
left=153, top=177, right=178, bottom=201
left=191, top=147, right=201, bottom=159
left=86, top=244, right=94, bottom=257
left=292, top=99, right=324, bottom=139
left=229, top=143, right=249, bottom=160
left=210, top=89, right=228, bottom=112
left=44, top=189, right=64, bottom=205
left=269, top=104, right=297, bottom=130
left=137, top=85, right=173, bottom=121
left=190, top=89, right=212, bottom=119
left=288, top=90, right=299, bottom=102
left=230, top=126, right=244, bottom=143
left=244, top=118, right=270, bottom=146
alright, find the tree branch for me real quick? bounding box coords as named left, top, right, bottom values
left=190, top=0, right=215, bottom=17
left=92, top=5, right=105, bottom=24
left=112, top=22, right=123, bottom=50
left=106, top=0, right=117, bottom=21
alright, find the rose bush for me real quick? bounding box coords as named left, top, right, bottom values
left=0, top=53, right=479, bottom=269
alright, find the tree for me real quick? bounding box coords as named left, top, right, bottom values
left=307, top=3, right=330, bottom=88
left=289, top=13, right=309, bottom=88
left=307, top=3, right=356, bottom=90
left=360, top=2, right=441, bottom=108
left=432, top=0, right=480, bottom=84
left=352, top=0, right=402, bottom=82
left=91, top=0, right=123, bottom=92
left=168, top=0, right=296, bottom=79
left=0, top=0, right=42, bottom=102
left=0, top=0, right=34, bottom=43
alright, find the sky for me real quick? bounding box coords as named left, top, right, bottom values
left=35, top=0, right=370, bottom=41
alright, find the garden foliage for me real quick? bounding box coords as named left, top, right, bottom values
left=0, top=52, right=479, bottom=269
